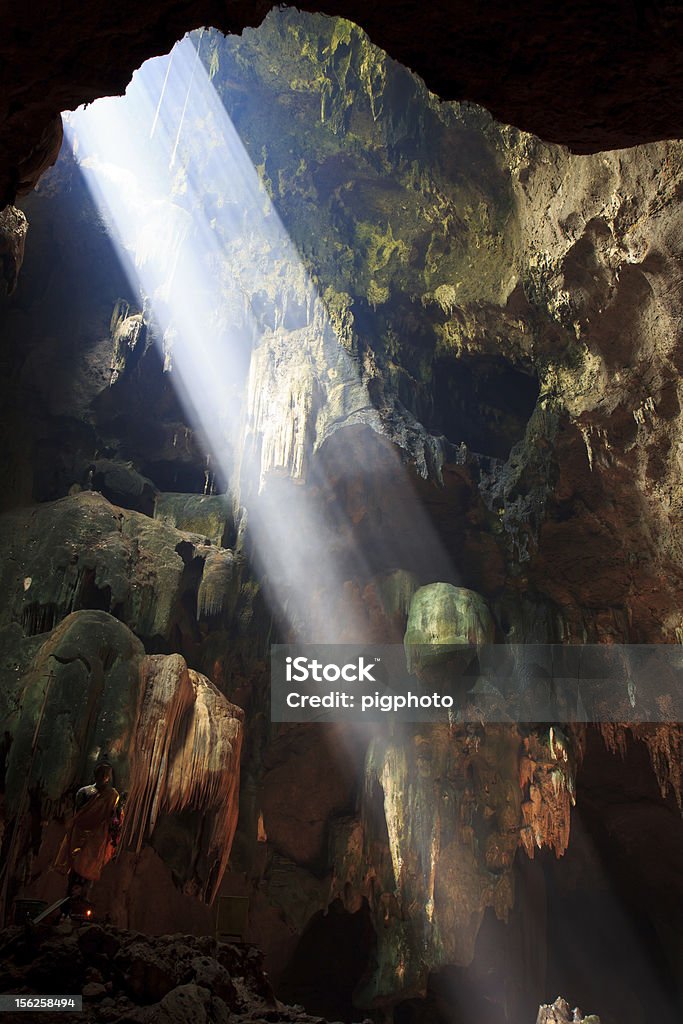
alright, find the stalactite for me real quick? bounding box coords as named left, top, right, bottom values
left=163, top=670, right=243, bottom=902
left=123, top=654, right=196, bottom=852
left=197, top=548, right=238, bottom=620
left=599, top=723, right=683, bottom=809
left=519, top=729, right=581, bottom=858
left=122, top=653, right=243, bottom=902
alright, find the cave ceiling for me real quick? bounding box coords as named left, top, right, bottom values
left=3, top=0, right=683, bottom=206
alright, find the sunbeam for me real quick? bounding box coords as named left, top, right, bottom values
left=64, top=30, right=454, bottom=643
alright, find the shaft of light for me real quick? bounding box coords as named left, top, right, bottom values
left=64, top=31, right=454, bottom=641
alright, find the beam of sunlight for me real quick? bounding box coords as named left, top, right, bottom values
left=63, top=30, right=455, bottom=643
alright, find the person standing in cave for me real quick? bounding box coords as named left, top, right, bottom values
left=54, top=759, right=123, bottom=906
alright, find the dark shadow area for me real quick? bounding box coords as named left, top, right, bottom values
left=394, top=855, right=546, bottom=1024
left=543, top=729, right=683, bottom=1024
left=392, top=732, right=683, bottom=1024
left=429, top=356, right=539, bottom=459
left=277, top=898, right=377, bottom=1022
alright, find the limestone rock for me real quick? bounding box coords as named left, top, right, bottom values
left=0, top=925, right=310, bottom=1024
left=4, top=610, right=145, bottom=811
left=197, top=548, right=240, bottom=622
left=404, top=583, right=495, bottom=673
left=0, top=491, right=222, bottom=646
left=82, top=981, right=107, bottom=1000
left=3, top=611, right=243, bottom=905
left=115, top=940, right=183, bottom=1002
left=78, top=923, right=122, bottom=960
left=358, top=724, right=520, bottom=1000
left=110, top=303, right=148, bottom=381
left=124, top=653, right=244, bottom=902
left=0, top=205, right=27, bottom=293
left=149, top=984, right=211, bottom=1024
left=154, top=493, right=234, bottom=548
left=337, top=720, right=581, bottom=1004
left=90, top=459, right=158, bottom=515
left=537, top=997, right=600, bottom=1024
left=190, top=956, right=236, bottom=1004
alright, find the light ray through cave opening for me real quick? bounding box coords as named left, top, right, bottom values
left=63, top=29, right=455, bottom=644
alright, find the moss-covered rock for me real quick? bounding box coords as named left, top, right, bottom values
left=154, top=492, right=234, bottom=548
left=0, top=491, right=235, bottom=648
left=4, top=610, right=144, bottom=812
left=404, top=583, right=495, bottom=672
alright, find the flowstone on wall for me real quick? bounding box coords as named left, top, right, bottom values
left=327, top=717, right=581, bottom=1007
left=2, top=609, right=243, bottom=912
left=322, top=587, right=579, bottom=1006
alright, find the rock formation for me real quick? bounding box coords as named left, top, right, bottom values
left=537, top=999, right=600, bottom=1024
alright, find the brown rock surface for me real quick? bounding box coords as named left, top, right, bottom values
left=0, top=206, right=27, bottom=294
left=537, top=998, right=600, bottom=1024
left=1, top=609, right=243, bottom=915
left=0, top=491, right=238, bottom=649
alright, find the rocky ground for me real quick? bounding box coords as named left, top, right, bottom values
left=0, top=922, right=599, bottom=1024
left=0, top=921, right=372, bottom=1024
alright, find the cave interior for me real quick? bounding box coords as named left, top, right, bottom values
left=0, top=6, right=682, bottom=1024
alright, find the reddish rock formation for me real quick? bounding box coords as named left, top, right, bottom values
left=537, top=998, right=600, bottom=1024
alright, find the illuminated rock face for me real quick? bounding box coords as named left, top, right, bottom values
left=0, top=491, right=242, bottom=649
left=0, top=10, right=682, bottom=1023
left=331, top=584, right=578, bottom=1003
